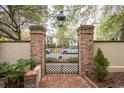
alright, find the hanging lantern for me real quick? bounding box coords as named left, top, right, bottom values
left=56, top=11, right=66, bottom=26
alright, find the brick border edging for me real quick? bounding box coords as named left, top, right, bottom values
left=94, top=40, right=124, bottom=42
left=24, top=65, right=41, bottom=88
left=0, top=41, right=30, bottom=43
left=83, top=75, right=98, bottom=88
left=0, top=81, right=5, bottom=88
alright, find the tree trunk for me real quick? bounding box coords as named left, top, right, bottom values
left=18, top=31, right=21, bottom=40
left=120, top=22, right=124, bottom=41
left=8, top=5, right=21, bottom=41
left=16, top=25, right=21, bottom=40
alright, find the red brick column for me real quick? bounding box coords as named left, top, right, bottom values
left=77, top=25, right=94, bottom=76
left=29, top=25, right=46, bottom=77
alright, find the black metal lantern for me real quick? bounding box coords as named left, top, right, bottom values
left=57, top=11, right=66, bottom=27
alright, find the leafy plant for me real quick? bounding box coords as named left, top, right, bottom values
left=66, top=57, right=79, bottom=63
left=16, top=58, right=36, bottom=71
left=46, top=44, right=56, bottom=48
left=94, top=48, right=109, bottom=82
left=0, top=62, right=12, bottom=77
left=0, top=58, right=36, bottom=87
left=10, top=58, right=36, bottom=87
left=29, top=59, right=37, bottom=70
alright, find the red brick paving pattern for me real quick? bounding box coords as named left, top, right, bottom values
left=39, top=74, right=92, bottom=88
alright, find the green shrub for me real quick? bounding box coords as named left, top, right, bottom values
left=0, top=58, right=36, bottom=87
left=17, top=58, right=36, bottom=71
left=46, top=44, right=56, bottom=48
left=11, top=58, right=36, bottom=87
left=0, top=62, right=11, bottom=77
left=94, top=48, right=109, bottom=82
left=66, top=57, right=79, bottom=63
left=46, top=57, right=58, bottom=63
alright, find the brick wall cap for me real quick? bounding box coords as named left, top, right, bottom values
left=77, top=25, right=94, bottom=32
left=25, top=70, right=37, bottom=77
left=34, top=65, right=41, bottom=71
left=29, top=25, right=46, bottom=32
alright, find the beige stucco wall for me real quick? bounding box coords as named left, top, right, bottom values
left=94, top=41, right=124, bottom=72
left=0, top=41, right=124, bottom=72
left=0, top=42, right=30, bottom=64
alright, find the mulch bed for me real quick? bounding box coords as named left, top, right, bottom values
left=88, top=72, right=124, bottom=88
left=0, top=77, right=24, bottom=88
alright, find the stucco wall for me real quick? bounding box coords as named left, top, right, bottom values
left=0, top=41, right=124, bottom=72
left=0, top=41, right=30, bottom=64
left=94, top=41, right=124, bottom=72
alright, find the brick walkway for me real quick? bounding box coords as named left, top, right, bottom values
left=39, top=74, right=92, bottom=88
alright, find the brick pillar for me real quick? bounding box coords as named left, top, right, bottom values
left=77, top=25, right=94, bottom=76
left=29, top=25, right=46, bottom=77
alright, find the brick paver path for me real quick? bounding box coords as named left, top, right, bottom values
left=39, top=74, right=92, bottom=88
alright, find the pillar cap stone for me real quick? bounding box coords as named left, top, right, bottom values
left=29, top=25, right=46, bottom=32
left=77, top=25, right=94, bottom=35
left=77, top=25, right=94, bottom=32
